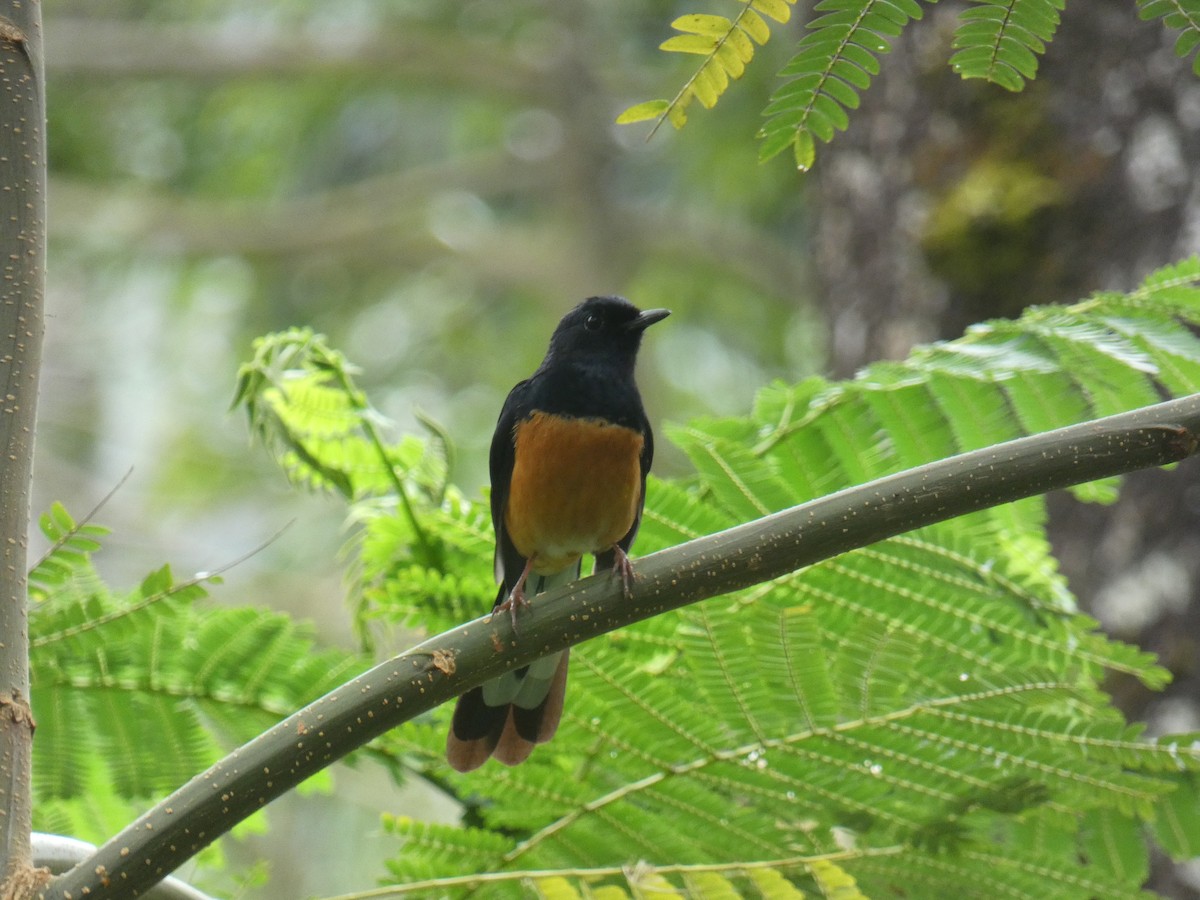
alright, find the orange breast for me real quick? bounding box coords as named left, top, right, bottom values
left=505, top=411, right=644, bottom=574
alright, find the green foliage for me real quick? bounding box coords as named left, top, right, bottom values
left=28, top=501, right=108, bottom=604
left=236, top=327, right=408, bottom=499
left=234, top=327, right=490, bottom=647
left=262, top=259, right=1200, bottom=897
left=1137, top=0, right=1200, bottom=75
left=761, top=0, right=922, bottom=170
left=616, top=0, right=797, bottom=133
left=949, top=0, right=1065, bottom=92
left=27, top=501, right=367, bottom=846
left=623, top=0, right=1200, bottom=169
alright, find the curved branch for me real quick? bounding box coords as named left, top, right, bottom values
left=42, top=393, right=1200, bottom=899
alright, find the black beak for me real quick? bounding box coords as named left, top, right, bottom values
left=626, top=308, right=671, bottom=332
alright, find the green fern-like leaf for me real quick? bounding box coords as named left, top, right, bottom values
left=27, top=505, right=368, bottom=843
left=949, top=0, right=1065, bottom=91
left=28, top=501, right=109, bottom=603
left=617, top=0, right=796, bottom=132
left=235, top=327, right=361, bottom=496
left=628, top=0, right=1199, bottom=171
left=1137, top=0, right=1200, bottom=75
left=759, top=0, right=923, bottom=170
left=236, top=326, right=451, bottom=644
left=381, top=816, right=514, bottom=886
left=235, top=327, right=448, bottom=503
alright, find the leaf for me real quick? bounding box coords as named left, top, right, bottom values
left=672, top=13, right=734, bottom=36
left=661, top=33, right=722, bottom=55
left=28, top=506, right=368, bottom=835
left=740, top=9, right=773, bottom=44
left=749, top=868, right=808, bottom=898
left=382, top=816, right=513, bottom=885
left=29, top=502, right=109, bottom=603
left=949, top=0, right=1065, bottom=91
left=761, top=0, right=923, bottom=168
left=617, top=0, right=798, bottom=134
left=750, top=0, right=794, bottom=24
left=235, top=327, right=448, bottom=505
left=1080, top=807, right=1149, bottom=885
left=1150, top=770, right=1200, bottom=858
left=808, top=860, right=868, bottom=900
left=1137, top=0, right=1200, bottom=73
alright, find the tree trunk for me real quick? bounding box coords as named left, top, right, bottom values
left=0, top=2, right=46, bottom=895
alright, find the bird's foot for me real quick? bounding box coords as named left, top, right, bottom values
left=491, top=585, right=530, bottom=633
left=491, top=556, right=538, bottom=634
left=610, top=545, right=635, bottom=599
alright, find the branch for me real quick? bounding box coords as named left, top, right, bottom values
left=42, top=394, right=1200, bottom=898
left=48, top=177, right=808, bottom=300
left=43, top=19, right=544, bottom=99
left=0, top=1, right=45, bottom=892
left=47, top=152, right=541, bottom=257
left=320, top=846, right=906, bottom=899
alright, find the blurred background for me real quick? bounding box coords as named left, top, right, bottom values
left=33, top=0, right=1200, bottom=896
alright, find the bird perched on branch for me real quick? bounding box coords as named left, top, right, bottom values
left=446, top=295, right=668, bottom=772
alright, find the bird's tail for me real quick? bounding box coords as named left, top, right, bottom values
left=445, top=565, right=578, bottom=773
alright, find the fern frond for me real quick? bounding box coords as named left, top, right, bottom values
left=617, top=0, right=797, bottom=132
left=949, top=0, right=1065, bottom=91
left=349, top=484, right=494, bottom=640
left=28, top=504, right=367, bottom=840
left=236, top=327, right=449, bottom=641
left=759, top=0, right=923, bottom=170
left=235, top=327, right=448, bottom=505
left=1137, top=0, right=1200, bottom=75
left=381, top=816, right=516, bottom=886
left=628, top=0, right=1195, bottom=169
left=28, top=501, right=109, bottom=603
left=235, top=327, right=361, bottom=496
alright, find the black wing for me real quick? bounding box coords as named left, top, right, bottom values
left=489, top=377, right=534, bottom=604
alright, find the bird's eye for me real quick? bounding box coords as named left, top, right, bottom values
left=584, top=313, right=602, bottom=331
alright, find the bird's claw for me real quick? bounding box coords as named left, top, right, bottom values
left=491, top=585, right=530, bottom=634
left=611, top=547, right=635, bottom=599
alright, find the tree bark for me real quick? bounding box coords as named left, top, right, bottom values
left=0, top=1, right=46, bottom=894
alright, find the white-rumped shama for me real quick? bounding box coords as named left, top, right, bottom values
left=445, top=296, right=669, bottom=772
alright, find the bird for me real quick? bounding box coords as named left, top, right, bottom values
left=445, top=295, right=669, bottom=772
